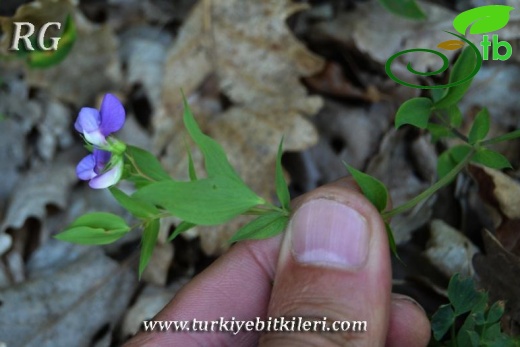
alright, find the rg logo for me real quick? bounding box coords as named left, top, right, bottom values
left=9, top=22, right=62, bottom=51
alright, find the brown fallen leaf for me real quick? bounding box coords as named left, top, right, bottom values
left=155, top=0, right=324, bottom=255
left=0, top=240, right=136, bottom=346
left=424, top=219, right=478, bottom=278
left=468, top=165, right=520, bottom=254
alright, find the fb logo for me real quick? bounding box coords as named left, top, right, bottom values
left=9, top=22, right=62, bottom=51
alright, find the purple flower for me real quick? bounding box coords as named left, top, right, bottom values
left=74, top=93, right=125, bottom=146
left=76, top=149, right=123, bottom=189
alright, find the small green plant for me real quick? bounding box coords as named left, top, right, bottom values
left=430, top=274, right=520, bottom=346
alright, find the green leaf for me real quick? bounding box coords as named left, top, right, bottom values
left=437, top=149, right=458, bottom=180
left=125, top=145, right=171, bottom=183
left=487, top=301, right=505, bottom=324
left=109, top=187, right=159, bottom=219
left=275, top=137, right=290, bottom=211
left=345, top=164, right=388, bottom=212
left=134, top=175, right=265, bottom=225
left=447, top=105, right=463, bottom=128
left=182, top=96, right=241, bottom=181
left=435, top=47, right=478, bottom=109
left=472, top=148, right=512, bottom=170
left=385, top=223, right=399, bottom=260
left=68, top=212, right=130, bottom=231
left=469, top=108, right=490, bottom=144
left=55, top=226, right=128, bottom=245
left=483, top=322, right=503, bottom=342
left=186, top=141, right=198, bottom=181
left=55, top=212, right=130, bottom=245
left=448, top=273, right=485, bottom=316
left=431, top=304, right=455, bottom=340
left=229, top=211, right=288, bottom=243
left=28, top=14, right=77, bottom=68
left=377, top=0, right=426, bottom=20
left=453, top=5, right=514, bottom=35
left=138, top=219, right=160, bottom=279
left=395, top=97, right=433, bottom=129
left=168, top=221, right=197, bottom=242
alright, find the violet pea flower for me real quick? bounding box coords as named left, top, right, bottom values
left=76, top=149, right=123, bottom=189
left=74, top=93, right=125, bottom=146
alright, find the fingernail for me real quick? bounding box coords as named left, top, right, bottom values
left=290, top=199, right=369, bottom=269
left=392, top=294, right=427, bottom=314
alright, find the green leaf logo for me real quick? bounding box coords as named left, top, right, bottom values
left=453, top=5, right=514, bottom=35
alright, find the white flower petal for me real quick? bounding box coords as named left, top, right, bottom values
left=89, top=161, right=123, bottom=189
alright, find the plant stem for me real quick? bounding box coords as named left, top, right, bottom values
left=433, top=112, right=468, bottom=143
left=481, top=129, right=520, bottom=146
left=382, top=148, right=475, bottom=220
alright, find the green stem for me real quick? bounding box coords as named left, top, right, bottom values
left=382, top=148, right=475, bottom=220
left=481, top=129, right=520, bottom=146
left=433, top=112, right=468, bottom=143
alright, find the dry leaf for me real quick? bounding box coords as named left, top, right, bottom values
left=424, top=219, right=478, bottom=278
left=0, top=161, right=76, bottom=233
left=155, top=0, right=324, bottom=254
left=0, top=240, right=135, bottom=347
left=468, top=165, right=520, bottom=254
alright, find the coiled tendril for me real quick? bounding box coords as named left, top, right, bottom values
left=385, top=31, right=482, bottom=89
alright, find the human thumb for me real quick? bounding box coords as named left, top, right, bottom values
left=260, top=183, right=391, bottom=346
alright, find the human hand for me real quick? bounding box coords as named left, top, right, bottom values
left=125, top=178, right=431, bottom=346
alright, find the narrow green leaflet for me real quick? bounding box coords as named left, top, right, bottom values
left=125, top=145, right=171, bottom=183
left=55, top=212, right=130, bottom=245
left=275, top=137, right=290, bottom=211
left=385, top=223, right=399, bottom=259
left=139, top=219, right=160, bottom=278
left=377, top=0, right=426, bottom=20
left=447, top=105, right=463, bottom=128
left=472, top=148, right=512, bottom=169
left=468, top=108, right=490, bottom=144
left=182, top=97, right=241, bottom=181
left=54, top=226, right=128, bottom=245
left=134, top=175, right=265, bottom=225
left=345, top=164, right=388, bottom=212
left=109, top=187, right=159, bottom=219
left=186, top=140, right=198, bottom=181
left=168, top=221, right=197, bottom=242
left=435, top=46, right=478, bottom=109
left=230, top=211, right=289, bottom=243
left=28, top=14, right=77, bottom=68
left=453, top=5, right=514, bottom=35
left=395, top=97, right=433, bottom=129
